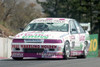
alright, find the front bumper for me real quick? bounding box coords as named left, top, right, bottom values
left=12, top=52, right=63, bottom=58
left=11, top=44, right=64, bottom=58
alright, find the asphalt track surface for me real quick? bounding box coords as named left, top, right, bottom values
left=0, top=57, right=100, bottom=67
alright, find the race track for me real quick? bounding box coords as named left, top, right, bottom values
left=0, top=58, right=100, bottom=67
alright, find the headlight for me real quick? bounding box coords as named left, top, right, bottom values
left=12, top=39, right=24, bottom=43
left=44, top=39, right=62, bottom=43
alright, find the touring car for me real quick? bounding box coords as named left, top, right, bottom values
left=11, top=18, right=90, bottom=60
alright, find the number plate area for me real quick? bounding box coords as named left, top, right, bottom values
left=12, top=52, right=23, bottom=57
left=24, top=39, right=43, bottom=43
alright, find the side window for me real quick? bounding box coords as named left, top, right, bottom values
left=69, top=20, right=78, bottom=34
left=79, top=25, right=85, bottom=33
left=74, top=20, right=85, bottom=33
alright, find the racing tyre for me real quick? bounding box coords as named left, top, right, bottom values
left=77, top=51, right=86, bottom=59
left=77, top=50, right=86, bottom=59
left=63, top=41, right=70, bottom=59
left=77, top=42, right=88, bottom=59
left=12, top=57, right=23, bottom=60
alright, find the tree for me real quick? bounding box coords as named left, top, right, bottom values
left=2, top=0, right=16, bottom=21
left=0, top=0, right=46, bottom=34
left=37, top=0, right=100, bottom=30
left=8, top=2, right=45, bottom=32
left=37, top=0, right=100, bottom=48
left=37, top=0, right=87, bottom=22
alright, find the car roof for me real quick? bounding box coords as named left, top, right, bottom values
left=30, top=18, right=74, bottom=24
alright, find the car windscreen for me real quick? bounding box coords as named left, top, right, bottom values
left=24, top=23, right=69, bottom=32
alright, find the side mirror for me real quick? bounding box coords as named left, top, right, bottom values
left=20, top=28, right=24, bottom=31
left=72, top=29, right=76, bottom=31
left=70, top=29, right=77, bottom=34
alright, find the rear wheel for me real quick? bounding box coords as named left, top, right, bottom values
left=77, top=51, right=86, bottom=59
left=12, top=57, right=23, bottom=60
left=63, top=41, right=70, bottom=59
left=77, top=42, right=88, bottom=59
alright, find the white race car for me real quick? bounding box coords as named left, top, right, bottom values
left=11, top=18, right=90, bottom=60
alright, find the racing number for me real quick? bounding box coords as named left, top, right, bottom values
left=89, top=39, right=97, bottom=51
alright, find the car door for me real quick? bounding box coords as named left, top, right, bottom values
left=69, top=20, right=80, bottom=51
left=74, top=20, right=86, bottom=51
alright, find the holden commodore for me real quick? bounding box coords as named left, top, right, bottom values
left=11, top=18, right=90, bottom=60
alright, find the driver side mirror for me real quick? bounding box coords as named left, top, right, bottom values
left=72, top=29, right=76, bottom=31
left=20, top=28, right=24, bottom=31
left=70, top=28, right=77, bottom=34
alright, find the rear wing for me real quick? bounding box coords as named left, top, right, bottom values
left=80, top=23, right=90, bottom=32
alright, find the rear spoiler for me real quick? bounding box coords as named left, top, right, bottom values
left=80, top=23, right=90, bottom=31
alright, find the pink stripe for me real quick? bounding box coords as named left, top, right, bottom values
left=46, top=18, right=52, bottom=20
left=59, top=18, right=65, bottom=20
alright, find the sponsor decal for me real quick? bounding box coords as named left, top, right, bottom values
left=12, top=52, right=23, bottom=57
left=79, top=35, right=85, bottom=41
left=22, top=33, right=49, bottom=39
left=87, top=34, right=98, bottom=57
left=70, top=35, right=75, bottom=40
left=15, top=32, right=49, bottom=39
left=12, top=45, right=57, bottom=49
left=89, top=39, right=97, bottom=51
left=24, top=39, right=43, bottom=43
left=33, top=19, right=65, bottom=23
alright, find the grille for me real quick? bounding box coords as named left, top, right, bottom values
left=49, top=49, right=55, bottom=51
left=24, top=39, right=43, bottom=43
left=24, top=48, right=44, bottom=53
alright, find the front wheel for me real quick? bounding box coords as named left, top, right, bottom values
left=63, top=41, right=70, bottom=59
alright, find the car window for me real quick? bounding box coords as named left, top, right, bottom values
left=74, top=20, right=85, bottom=33
left=69, top=20, right=78, bottom=34
left=24, top=23, right=69, bottom=32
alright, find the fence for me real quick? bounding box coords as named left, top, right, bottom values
left=0, top=37, right=12, bottom=58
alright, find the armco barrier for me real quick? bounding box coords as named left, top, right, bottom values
left=0, top=37, right=12, bottom=58
left=87, top=34, right=98, bottom=57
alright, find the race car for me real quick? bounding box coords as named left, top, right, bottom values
left=11, top=18, right=90, bottom=60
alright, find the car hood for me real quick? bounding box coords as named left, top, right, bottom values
left=14, top=31, right=69, bottom=39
